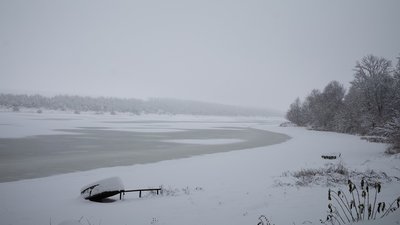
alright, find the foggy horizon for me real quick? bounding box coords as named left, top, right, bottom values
left=0, top=89, right=283, bottom=113
left=1, top=0, right=400, bottom=112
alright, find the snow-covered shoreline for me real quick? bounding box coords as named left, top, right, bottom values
left=0, top=113, right=399, bottom=225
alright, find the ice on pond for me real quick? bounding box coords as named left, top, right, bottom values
left=163, top=138, right=244, bottom=145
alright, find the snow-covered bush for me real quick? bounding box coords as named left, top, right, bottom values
left=279, top=121, right=297, bottom=127
left=375, top=115, right=400, bottom=154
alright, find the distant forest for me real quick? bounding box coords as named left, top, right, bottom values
left=0, top=94, right=278, bottom=117
left=286, top=54, right=400, bottom=153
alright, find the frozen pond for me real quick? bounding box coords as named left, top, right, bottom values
left=162, top=138, right=244, bottom=145
left=0, top=112, right=290, bottom=182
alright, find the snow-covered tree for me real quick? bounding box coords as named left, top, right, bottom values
left=303, top=89, right=324, bottom=128
left=286, top=97, right=304, bottom=126
left=392, top=55, right=400, bottom=113
left=295, top=81, right=345, bottom=130
left=376, top=114, right=400, bottom=154
left=0, top=94, right=276, bottom=116
left=351, top=55, right=394, bottom=129
left=320, top=81, right=345, bottom=130
left=285, top=54, right=400, bottom=153
left=335, top=86, right=369, bottom=134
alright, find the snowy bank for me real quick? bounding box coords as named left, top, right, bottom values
left=0, top=116, right=399, bottom=225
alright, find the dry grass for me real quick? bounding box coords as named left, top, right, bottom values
left=280, top=161, right=396, bottom=187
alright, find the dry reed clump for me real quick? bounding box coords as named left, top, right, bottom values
left=321, top=179, right=400, bottom=224
left=257, top=215, right=274, bottom=225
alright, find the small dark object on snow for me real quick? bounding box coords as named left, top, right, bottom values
left=321, top=153, right=341, bottom=160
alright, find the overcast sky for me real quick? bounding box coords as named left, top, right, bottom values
left=0, top=0, right=399, bottom=112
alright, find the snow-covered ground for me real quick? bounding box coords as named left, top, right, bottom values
left=0, top=112, right=399, bottom=225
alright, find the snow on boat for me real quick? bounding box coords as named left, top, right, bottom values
left=80, top=177, right=124, bottom=202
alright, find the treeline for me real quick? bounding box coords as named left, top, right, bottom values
left=0, top=94, right=277, bottom=117
left=286, top=55, right=400, bottom=153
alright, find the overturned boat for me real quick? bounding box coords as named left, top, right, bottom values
left=81, top=177, right=125, bottom=202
